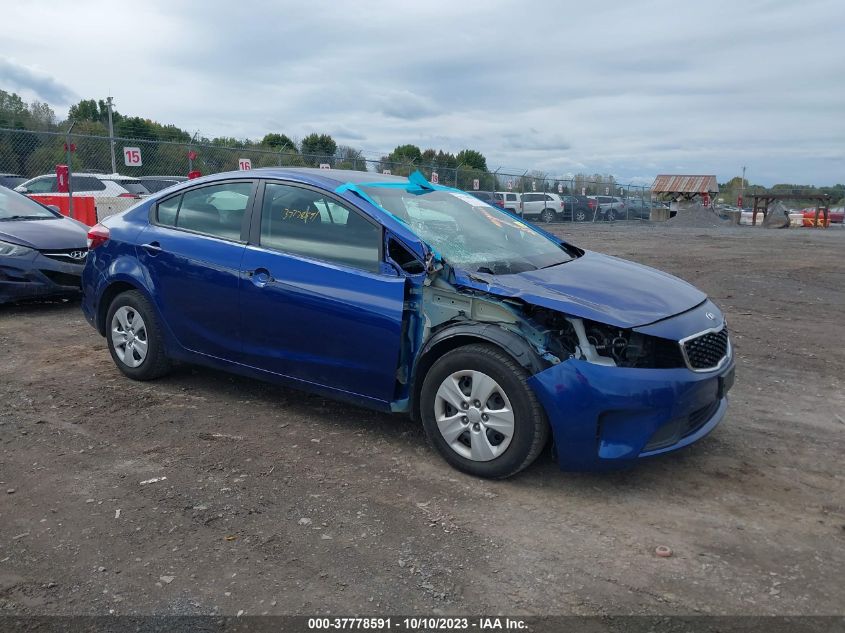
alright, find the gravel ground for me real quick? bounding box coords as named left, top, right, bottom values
left=1, top=223, right=843, bottom=616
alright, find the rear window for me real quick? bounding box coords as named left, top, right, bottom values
left=0, top=176, right=26, bottom=189
left=111, top=180, right=149, bottom=195
left=140, top=179, right=180, bottom=193
left=72, top=176, right=106, bottom=191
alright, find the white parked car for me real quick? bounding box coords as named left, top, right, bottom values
left=494, top=191, right=521, bottom=215
left=520, top=192, right=565, bottom=223
left=16, top=173, right=150, bottom=199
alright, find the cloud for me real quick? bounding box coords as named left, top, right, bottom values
left=0, top=57, right=75, bottom=104
left=0, top=0, right=843, bottom=184
left=378, top=90, right=439, bottom=120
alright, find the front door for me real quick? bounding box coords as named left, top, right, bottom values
left=239, top=181, right=407, bottom=407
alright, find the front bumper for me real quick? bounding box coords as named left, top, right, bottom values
left=0, top=252, right=84, bottom=304
left=527, top=356, right=735, bottom=471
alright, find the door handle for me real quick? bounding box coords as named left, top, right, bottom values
left=247, top=268, right=274, bottom=287
left=142, top=242, right=162, bottom=255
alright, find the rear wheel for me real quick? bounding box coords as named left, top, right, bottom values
left=540, top=208, right=556, bottom=223
left=420, top=344, right=549, bottom=479
left=106, top=290, right=171, bottom=381
left=574, top=209, right=587, bottom=222
left=606, top=209, right=617, bottom=222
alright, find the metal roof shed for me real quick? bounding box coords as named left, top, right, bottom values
left=652, top=175, right=719, bottom=201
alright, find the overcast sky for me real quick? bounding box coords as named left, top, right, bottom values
left=1, top=0, right=843, bottom=186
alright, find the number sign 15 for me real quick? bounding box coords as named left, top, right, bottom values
left=123, top=147, right=142, bottom=166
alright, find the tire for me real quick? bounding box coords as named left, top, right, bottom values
left=105, top=290, right=172, bottom=381
left=540, top=208, right=556, bottom=224
left=606, top=209, right=616, bottom=222
left=574, top=209, right=587, bottom=222
left=419, top=343, right=549, bottom=479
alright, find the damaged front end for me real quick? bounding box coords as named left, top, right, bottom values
left=401, top=260, right=734, bottom=471
left=345, top=175, right=733, bottom=471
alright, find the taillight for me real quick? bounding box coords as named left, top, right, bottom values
left=588, top=199, right=596, bottom=209
left=118, top=192, right=140, bottom=199
left=560, top=201, right=565, bottom=209
left=87, top=224, right=110, bottom=250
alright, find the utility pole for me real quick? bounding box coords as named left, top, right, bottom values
left=106, top=96, right=116, bottom=174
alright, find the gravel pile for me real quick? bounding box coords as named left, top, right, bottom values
left=667, top=204, right=734, bottom=228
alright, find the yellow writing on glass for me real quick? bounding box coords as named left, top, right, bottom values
left=281, top=208, right=320, bottom=223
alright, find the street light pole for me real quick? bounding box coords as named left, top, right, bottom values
left=106, top=96, right=116, bottom=174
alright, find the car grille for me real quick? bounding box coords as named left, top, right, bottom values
left=40, top=249, right=88, bottom=265
left=682, top=326, right=729, bottom=371
left=40, top=270, right=82, bottom=288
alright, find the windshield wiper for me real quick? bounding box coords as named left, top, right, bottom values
left=476, top=260, right=539, bottom=275
left=0, top=215, right=51, bottom=221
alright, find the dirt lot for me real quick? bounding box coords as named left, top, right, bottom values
left=1, top=223, right=843, bottom=617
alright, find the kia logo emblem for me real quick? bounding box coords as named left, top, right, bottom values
left=705, top=312, right=715, bottom=321
left=69, top=250, right=87, bottom=260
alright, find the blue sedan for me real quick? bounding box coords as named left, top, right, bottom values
left=81, top=169, right=734, bottom=478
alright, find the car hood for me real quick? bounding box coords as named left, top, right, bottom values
left=0, top=217, right=88, bottom=250
left=453, top=250, right=707, bottom=329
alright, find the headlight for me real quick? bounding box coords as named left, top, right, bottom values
left=0, top=239, right=35, bottom=257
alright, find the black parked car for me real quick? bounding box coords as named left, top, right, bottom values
left=560, top=195, right=596, bottom=221
left=623, top=198, right=654, bottom=220
left=468, top=191, right=505, bottom=209
left=0, top=186, right=89, bottom=303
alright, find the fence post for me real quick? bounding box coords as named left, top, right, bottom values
left=106, top=96, right=117, bottom=174
left=65, top=121, right=76, bottom=220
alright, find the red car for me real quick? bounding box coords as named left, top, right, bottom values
left=801, top=207, right=843, bottom=227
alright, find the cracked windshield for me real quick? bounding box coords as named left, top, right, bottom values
left=362, top=187, right=576, bottom=274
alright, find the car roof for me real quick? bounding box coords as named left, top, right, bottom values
left=26, top=172, right=141, bottom=181
left=181, top=167, right=411, bottom=191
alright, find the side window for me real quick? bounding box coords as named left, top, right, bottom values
left=27, top=177, right=55, bottom=193
left=260, top=182, right=381, bottom=273
left=506, top=194, right=517, bottom=202
left=157, top=196, right=179, bottom=226
left=171, top=182, right=252, bottom=240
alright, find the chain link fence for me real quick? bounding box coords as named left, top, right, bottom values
left=0, top=127, right=657, bottom=224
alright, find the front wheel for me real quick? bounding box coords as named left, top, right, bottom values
left=574, top=209, right=587, bottom=222
left=540, top=208, right=556, bottom=223
left=106, top=290, right=172, bottom=381
left=420, top=344, right=549, bottom=479
left=606, top=209, right=617, bottom=222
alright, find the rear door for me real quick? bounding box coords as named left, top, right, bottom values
left=137, top=179, right=257, bottom=360
left=238, top=180, right=407, bottom=406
